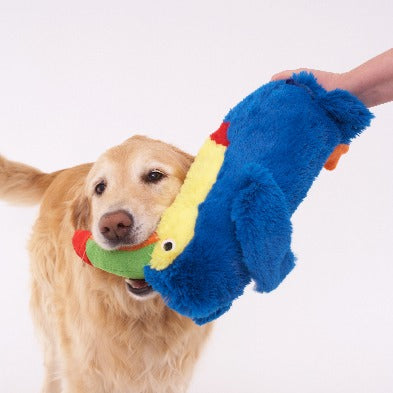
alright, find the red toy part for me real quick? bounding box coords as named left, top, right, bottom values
left=210, top=122, right=230, bottom=147
left=72, top=230, right=93, bottom=265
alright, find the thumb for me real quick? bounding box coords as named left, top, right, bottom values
left=271, top=68, right=309, bottom=81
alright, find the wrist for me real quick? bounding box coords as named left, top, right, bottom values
left=313, top=71, right=347, bottom=92
left=336, top=71, right=370, bottom=106
left=332, top=71, right=354, bottom=91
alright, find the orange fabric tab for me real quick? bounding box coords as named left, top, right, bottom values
left=120, top=232, right=159, bottom=251
left=324, top=144, right=350, bottom=171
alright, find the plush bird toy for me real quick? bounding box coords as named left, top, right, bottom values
left=73, top=73, right=373, bottom=325
left=143, top=73, right=373, bottom=324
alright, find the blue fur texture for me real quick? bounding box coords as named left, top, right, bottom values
left=144, top=73, right=373, bottom=325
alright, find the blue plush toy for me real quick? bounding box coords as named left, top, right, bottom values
left=144, top=72, right=373, bottom=325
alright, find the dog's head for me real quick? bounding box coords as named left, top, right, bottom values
left=72, top=135, right=193, bottom=301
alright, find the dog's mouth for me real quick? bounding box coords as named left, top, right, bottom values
left=125, top=278, right=154, bottom=297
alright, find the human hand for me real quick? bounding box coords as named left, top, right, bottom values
left=271, top=68, right=347, bottom=92
left=271, top=49, right=393, bottom=108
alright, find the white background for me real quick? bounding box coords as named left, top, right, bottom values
left=1, top=1, right=392, bottom=392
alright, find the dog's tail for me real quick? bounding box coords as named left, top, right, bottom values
left=0, top=155, right=62, bottom=205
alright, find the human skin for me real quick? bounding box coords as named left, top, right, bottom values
left=271, top=48, right=393, bottom=108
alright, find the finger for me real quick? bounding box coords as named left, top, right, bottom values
left=270, top=70, right=294, bottom=81
left=271, top=68, right=310, bottom=81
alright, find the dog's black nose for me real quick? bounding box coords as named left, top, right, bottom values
left=99, top=210, right=134, bottom=243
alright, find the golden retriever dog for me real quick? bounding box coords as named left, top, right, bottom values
left=0, top=135, right=212, bottom=393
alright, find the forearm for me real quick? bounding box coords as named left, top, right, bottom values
left=340, top=48, right=393, bottom=107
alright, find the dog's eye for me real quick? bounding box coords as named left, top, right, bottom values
left=144, top=170, right=165, bottom=184
left=94, top=181, right=106, bottom=195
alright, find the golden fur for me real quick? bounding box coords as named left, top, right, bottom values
left=0, top=136, right=212, bottom=393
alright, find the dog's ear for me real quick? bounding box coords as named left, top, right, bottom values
left=71, top=193, right=91, bottom=230
left=171, top=147, right=194, bottom=181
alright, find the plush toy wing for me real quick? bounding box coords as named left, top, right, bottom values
left=230, top=164, right=294, bottom=293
